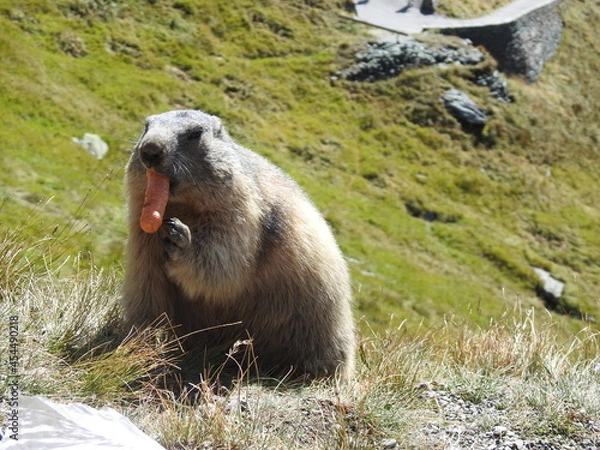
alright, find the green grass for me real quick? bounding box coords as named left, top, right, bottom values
left=1, top=0, right=599, bottom=334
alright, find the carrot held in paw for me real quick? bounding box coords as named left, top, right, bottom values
left=140, top=169, right=170, bottom=233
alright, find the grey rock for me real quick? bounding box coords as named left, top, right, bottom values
left=533, top=267, right=565, bottom=302
left=493, top=426, right=509, bottom=437
left=382, top=438, right=398, bottom=449
left=444, top=1, right=564, bottom=82
left=420, top=0, right=438, bottom=15
left=335, top=38, right=509, bottom=102
left=335, top=38, right=485, bottom=83
left=72, top=133, right=109, bottom=160
left=442, top=89, right=488, bottom=126
left=476, top=70, right=512, bottom=103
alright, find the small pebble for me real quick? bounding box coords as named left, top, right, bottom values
left=382, top=438, right=397, bottom=449
left=493, top=426, right=508, bottom=437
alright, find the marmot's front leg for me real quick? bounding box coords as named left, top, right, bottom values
left=160, top=217, right=192, bottom=260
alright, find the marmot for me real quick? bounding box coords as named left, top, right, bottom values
left=122, top=110, right=355, bottom=381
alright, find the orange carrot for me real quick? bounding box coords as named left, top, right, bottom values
left=140, top=169, right=170, bottom=233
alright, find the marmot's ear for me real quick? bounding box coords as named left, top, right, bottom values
left=210, top=115, right=232, bottom=142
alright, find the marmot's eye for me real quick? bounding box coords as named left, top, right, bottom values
left=187, top=129, right=203, bottom=140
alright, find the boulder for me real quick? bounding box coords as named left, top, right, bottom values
left=72, top=133, right=109, bottom=160
left=444, top=1, right=564, bottom=82
left=533, top=267, right=565, bottom=304
left=441, top=89, right=487, bottom=126
left=420, top=0, right=438, bottom=15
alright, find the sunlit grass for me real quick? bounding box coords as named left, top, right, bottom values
left=0, top=0, right=599, bottom=334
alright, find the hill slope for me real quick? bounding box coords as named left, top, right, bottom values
left=0, top=0, right=599, bottom=333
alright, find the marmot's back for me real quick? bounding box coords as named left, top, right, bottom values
left=122, top=110, right=355, bottom=381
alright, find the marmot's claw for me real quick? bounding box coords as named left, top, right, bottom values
left=160, top=217, right=191, bottom=258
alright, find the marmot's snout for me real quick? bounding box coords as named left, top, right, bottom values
left=139, top=141, right=164, bottom=170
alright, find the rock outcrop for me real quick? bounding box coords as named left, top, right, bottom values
left=443, top=0, right=564, bottom=82
left=333, top=37, right=512, bottom=102
left=475, top=70, right=512, bottom=103
left=333, top=37, right=485, bottom=82
left=441, top=89, right=487, bottom=126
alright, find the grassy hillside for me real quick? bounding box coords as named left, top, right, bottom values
left=1, top=1, right=600, bottom=448
left=1, top=0, right=599, bottom=336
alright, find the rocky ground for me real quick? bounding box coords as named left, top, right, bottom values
left=334, top=37, right=485, bottom=82
left=389, top=385, right=600, bottom=450
left=334, top=36, right=513, bottom=103
left=172, top=382, right=600, bottom=450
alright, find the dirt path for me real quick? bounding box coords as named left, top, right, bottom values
left=353, top=0, right=560, bottom=34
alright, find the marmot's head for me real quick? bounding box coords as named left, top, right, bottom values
left=129, top=110, right=236, bottom=192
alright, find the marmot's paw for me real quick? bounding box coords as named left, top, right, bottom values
left=160, top=217, right=191, bottom=259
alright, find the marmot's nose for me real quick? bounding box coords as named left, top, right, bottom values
left=139, top=142, right=164, bottom=169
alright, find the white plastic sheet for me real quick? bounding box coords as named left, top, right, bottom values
left=1, top=396, right=165, bottom=450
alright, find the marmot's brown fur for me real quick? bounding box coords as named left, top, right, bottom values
left=122, top=110, right=355, bottom=381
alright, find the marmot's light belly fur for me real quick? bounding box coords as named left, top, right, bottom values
left=122, top=110, right=355, bottom=381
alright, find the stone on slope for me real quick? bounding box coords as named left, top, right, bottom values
left=441, top=89, right=488, bottom=126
